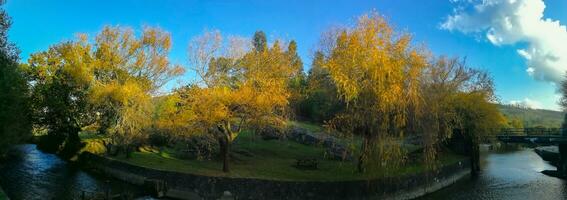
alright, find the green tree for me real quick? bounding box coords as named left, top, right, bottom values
left=252, top=30, right=267, bottom=52
left=27, top=38, right=95, bottom=154
left=285, top=40, right=306, bottom=117
left=302, top=51, right=343, bottom=122
left=27, top=26, right=183, bottom=157
left=0, top=0, right=31, bottom=154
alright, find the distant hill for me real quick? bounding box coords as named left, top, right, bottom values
left=498, top=104, right=565, bottom=128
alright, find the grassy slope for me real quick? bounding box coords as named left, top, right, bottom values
left=94, top=127, right=464, bottom=181
left=498, top=104, right=565, bottom=128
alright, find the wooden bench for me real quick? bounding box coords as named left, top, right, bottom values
left=296, top=158, right=318, bottom=170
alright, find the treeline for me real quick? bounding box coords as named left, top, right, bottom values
left=499, top=104, right=564, bottom=128
left=1, top=10, right=508, bottom=172
left=0, top=1, right=31, bottom=156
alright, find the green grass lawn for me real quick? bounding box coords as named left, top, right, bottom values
left=98, top=130, right=466, bottom=181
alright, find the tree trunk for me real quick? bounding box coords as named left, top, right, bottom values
left=125, top=145, right=132, bottom=159
left=358, top=135, right=371, bottom=173
left=467, top=133, right=480, bottom=176
left=219, top=137, right=230, bottom=173
left=472, top=137, right=480, bottom=172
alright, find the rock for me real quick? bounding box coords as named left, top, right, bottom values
left=220, top=190, right=234, bottom=200
left=259, top=126, right=286, bottom=140
left=326, top=145, right=353, bottom=161
left=289, top=127, right=308, bottom=139
left=289, top=127, right=353, bottom=161
left=302, top=134, right=320, bottom=145
left=322, top=137, right=337, bottom=148
left=289, top=128, right=321, bottom=145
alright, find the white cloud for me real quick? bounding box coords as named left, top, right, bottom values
left=509, top=98, right=543, bottom=109
left=442, top=0, right=567, bottom=84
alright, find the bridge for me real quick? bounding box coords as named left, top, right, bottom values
left=495, top=128, right=567, bottom=177
left=495, top=128, right=567, bottom=145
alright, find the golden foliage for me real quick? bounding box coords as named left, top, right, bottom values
left=29, top=26, right=184, bottom=150
left=183, top=30, right=294, bottom=141
left=180, top=30, right=295, bottom=172
left=322, top=12, right=427, bottom=172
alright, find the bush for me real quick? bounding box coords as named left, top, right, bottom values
left=173, top=135, right=218, bottom=160
left=148, top=131, right=172, bottom=147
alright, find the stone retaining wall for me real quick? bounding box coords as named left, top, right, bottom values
left=79, top=153, right=470, bottom=200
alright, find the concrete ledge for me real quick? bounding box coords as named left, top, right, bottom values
left=79, top=152, right=470, bottom=200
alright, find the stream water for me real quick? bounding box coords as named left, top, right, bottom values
left=421, top=146, right=567, bottom=200
left=0, top=144, right=150, bottom=200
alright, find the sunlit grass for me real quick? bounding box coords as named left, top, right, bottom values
left=100, top=130, right=466, bottom=181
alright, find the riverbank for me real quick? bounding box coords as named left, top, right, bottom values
left=80, top=152, right=471, bottom=199
left=533, top=146, right=566, bottom=178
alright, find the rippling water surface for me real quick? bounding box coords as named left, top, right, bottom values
left=0, top=144, right=147, bottom=200
left=421, top=147, right=567, bottom=200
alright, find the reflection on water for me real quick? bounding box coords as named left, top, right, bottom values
left=0, top=144, right=145, bottom=200
left=421, top=147, right=567, bottom=200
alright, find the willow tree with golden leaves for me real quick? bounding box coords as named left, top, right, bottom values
left=322, top=13, right=427, bottom=173
left=420, top=56, right=502, bottom=170
left=88, top=26, right=184, bottom=156
left=185, top=30, right=294, bottom=172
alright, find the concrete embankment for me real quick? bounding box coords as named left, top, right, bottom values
left=79, top=152, right=470, bottom=200
left=534, top=146, right=559, bottom=166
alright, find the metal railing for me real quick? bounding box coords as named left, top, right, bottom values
left=497, top=128, right=564, bottom=136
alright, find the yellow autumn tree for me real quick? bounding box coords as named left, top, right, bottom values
left=183, top=30, right=294, bottom=172
left=88, top=26, right=184, bottom=156
left=322, top=13, right=427, bottom=172
left=420, top=56, right=504, bottom=169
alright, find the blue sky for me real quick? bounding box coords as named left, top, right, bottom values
left=5, top=0, right=567, bottom=110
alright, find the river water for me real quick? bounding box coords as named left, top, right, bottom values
left=421, top=146, right=567, bottom=200
left=1, top=144, right=566, bottom=199
left=0, top=144, right=149, bottom=200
